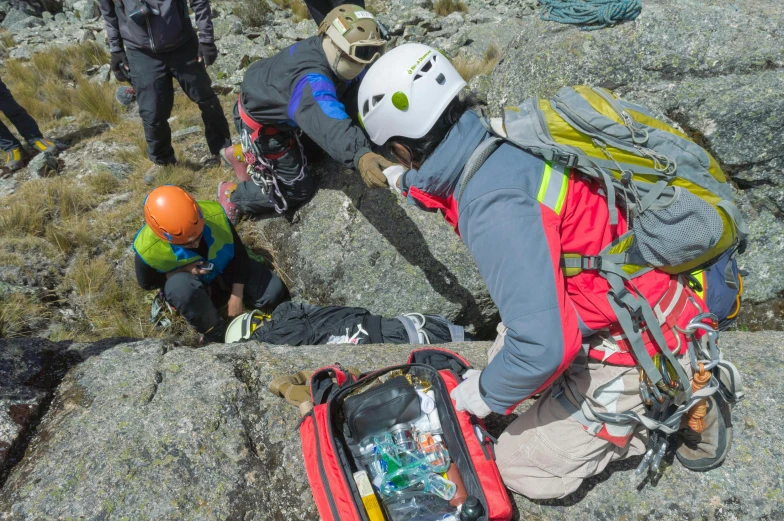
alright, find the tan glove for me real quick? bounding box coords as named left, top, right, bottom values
left=358, top=152, right=397, bottom=189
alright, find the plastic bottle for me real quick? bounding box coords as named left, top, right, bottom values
left=383, top=492, right=457, bottom=521
left=459, top=496, right=484, bottom=521
left=380, top=462, right=457, bottom=501
left=445, top=463, right=468, bottom=507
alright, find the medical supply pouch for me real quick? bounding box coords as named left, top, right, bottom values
left=299, top=348, right=513, bottom=521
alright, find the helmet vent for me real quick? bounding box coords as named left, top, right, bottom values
left=357, top=26, right=365, bottom=31
left=363, top=100, right=370, bottom=116
left=421, top=60, right=433, bottom=73
left=372, top=94, right=385, bottom=106
left=436, top=73, right=446, bottom=85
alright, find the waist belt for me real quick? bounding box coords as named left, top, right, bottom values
left=594, top=275, right=693, bottom=360
left=237, top=94, right=293, bottom=160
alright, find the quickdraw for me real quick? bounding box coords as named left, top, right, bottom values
left=240, top=128, right=308, bottom=214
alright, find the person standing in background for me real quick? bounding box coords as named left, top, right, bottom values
left=97, top=0, right=232, bottom=184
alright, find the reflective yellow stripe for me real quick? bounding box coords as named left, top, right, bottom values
left=537, top=161, right=552, bottom=202
left=537, top=161, right=570, bottom=215
left=553, top=166, right=569, bottom=214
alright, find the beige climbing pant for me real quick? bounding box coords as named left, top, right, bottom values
left=488, top=322, right=693, bottom=500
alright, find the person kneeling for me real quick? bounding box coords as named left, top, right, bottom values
left=133, top=185, right=288, bottom=342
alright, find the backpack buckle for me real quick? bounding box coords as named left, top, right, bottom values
left=580, top=256, right=602, bottom=271
left=554, top=151, right=578, bottom=168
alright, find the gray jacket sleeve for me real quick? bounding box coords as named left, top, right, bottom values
left=458, top=185, right=579, bottom=415
left=189, top=0, right=214, bottom=43
left=288, top=74, right=372, bottom=169
left=98, top=0, right=124, bottom=52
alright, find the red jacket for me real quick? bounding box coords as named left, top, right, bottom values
left=402, top=111, right=705, bottom=414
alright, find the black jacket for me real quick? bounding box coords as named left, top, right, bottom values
left=239, top=36, right=372, bottom=169
left=98, top=0, right=214, bottom=53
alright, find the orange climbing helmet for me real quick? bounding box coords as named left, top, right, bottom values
left=143, top=185, right=204, bottom=245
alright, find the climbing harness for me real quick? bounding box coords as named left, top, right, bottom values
left=554, top=311, right=743, bottom=479
left=237, top=96, right=308, bottom=214
left=539, top=0, right=642, bottom=31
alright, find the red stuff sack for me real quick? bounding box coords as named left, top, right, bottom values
left=299, top=348, right=513, bottom=521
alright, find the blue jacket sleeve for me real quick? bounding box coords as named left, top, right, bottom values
left=289, top=73, right=372, bottom=169
left=458, top=185, right=578, bottom=414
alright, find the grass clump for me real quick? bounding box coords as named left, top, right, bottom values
left=451, top=44, right=501, bottom=82
left=232, top=0, right=272, bottom=26
left=0, top=292, right=48, bottom=339
left=272, top=0, right=311, bottom=22
left=0, top=29, right=14, bottom=50
left=1, top=41, right=114, bottom=124
left=433, top=0, right=468, bottom=17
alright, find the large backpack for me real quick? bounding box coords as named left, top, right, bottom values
left=458, top=85, right=747, bottom=399
left=299, top=348, right=513, bottom=521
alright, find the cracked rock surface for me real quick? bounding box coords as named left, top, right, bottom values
left=1, top=332, right=783, bottom=520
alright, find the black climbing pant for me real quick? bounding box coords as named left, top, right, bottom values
left=229, top=100, right=316, bottom=215
left=0, top=78, right=43, bottom=152
left=125, top=36, right=231, bottom=164
left=164, top=257, right=288, bottom=341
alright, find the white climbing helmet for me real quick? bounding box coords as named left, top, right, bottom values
left=358, top=43, right=467, bottom=146
left=224, top=310, right=270, bottom=344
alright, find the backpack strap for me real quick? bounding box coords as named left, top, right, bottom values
left=456, top=136, right=504, bottom=204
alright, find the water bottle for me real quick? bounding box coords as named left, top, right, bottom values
left=459, top=496, right=484, bottom=521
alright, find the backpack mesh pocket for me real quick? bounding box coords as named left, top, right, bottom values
left=632, top=187, right=724, bottom=267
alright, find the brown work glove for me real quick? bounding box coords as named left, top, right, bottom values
left=358, top=152, right=397, bottom=189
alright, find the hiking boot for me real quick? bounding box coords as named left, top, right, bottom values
left=4, top=146, right=25, bottom=172
left=218, top=181, right=240, bottom=225
left=115, top=86, right=137, bottom=106
left=676, top=394, right=733, bottom=472
left=221, top=144, right=251, bottom=182
left=27, top=137, right=57, bottom=155
left=144, top=163, right=166, bottom=185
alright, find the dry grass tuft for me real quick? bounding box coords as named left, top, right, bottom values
left=1, top=41, right=114, bottom=124
left=272, top=0, right=312, bottom=22
left=232, top=0, right=272, bottom=26
left=451, top=44, right=501, bottom=82
left=86, top=171, right=121, bottom=195
left=0, top=292, right=48, bottom=339
left=74, top=78, right=119, bottom=124
left=0, top=29, right=14, bottom=49
left=433, top=0, right=468, bottom=16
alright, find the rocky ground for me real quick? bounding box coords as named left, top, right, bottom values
left=0, top=0, right=783, bottom=518
left=1, top=331, right=782, bottom=520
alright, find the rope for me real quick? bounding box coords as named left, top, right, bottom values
left=539, top=0, right=642, bottom=31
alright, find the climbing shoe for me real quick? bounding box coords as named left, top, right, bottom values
left=115, top=86, right=137, bottom=106
left=221, top=144, right=251, bottom=182
left=4, top=146, right=25, bottom=172
left=218, top=181, right=240, bottom=225
left=28, top=137, right=57, bottom=155
left=676, top=393, right=733, bottom=472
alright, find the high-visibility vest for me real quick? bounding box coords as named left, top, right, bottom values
left=133, top=201, right=234, bottom=284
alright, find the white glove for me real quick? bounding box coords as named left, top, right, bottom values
left=450, top=369, right=492, bottom=418
left=382, top=164, right=405, bottom=193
